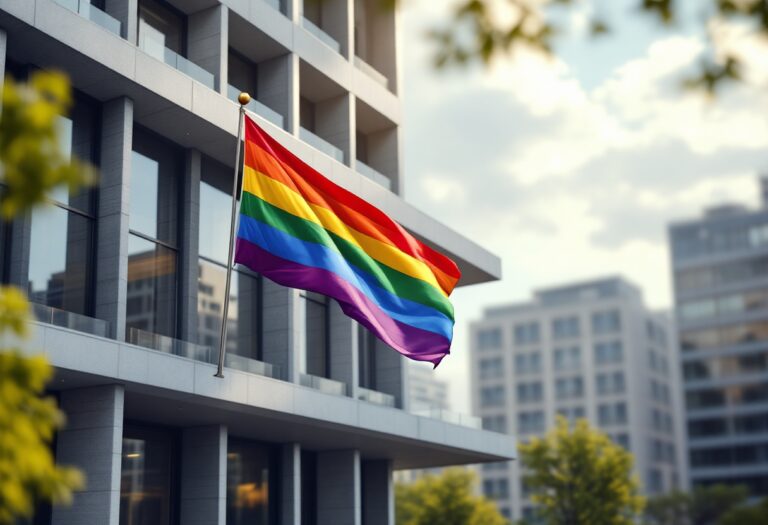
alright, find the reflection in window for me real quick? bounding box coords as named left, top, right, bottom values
left=304, top=292, right=329, bottom=378
left=126, top=235, right=177, bottom=337
left=227, top=438, right=279, bottom=525
left=130, top=150, right=178, bottom=244
left=120, top=425, right=179, bottom=525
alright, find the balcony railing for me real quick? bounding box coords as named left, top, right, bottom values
left=301, top=17, right=341, bottom=53
left=225, top=353, right=284, bottom=380
left=138, top=27, right=215, bottom=89
left=354, top=56, right=388, bottom=89
left=356, top=160, right=392, bottom=190
left=227, top=84, right=285, bottom=129
left=127, top=327, right=212, bottom=363
left=299, top=373, right=348, bottom=396
left=358, top=387, right=396, bottom=408
left=55, top=0, right=121, bottom=35
left=300, top=127, right=345, bottom=163
left=412, top=408, right=482, bottom=429
left=32, top=303, right=110, bottom=338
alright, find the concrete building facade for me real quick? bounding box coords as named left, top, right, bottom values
left=470, top=277, right=688, bottom=522
left=669, top=178, right=768, bottom=495
left=0, top=1, right=513, bottom=524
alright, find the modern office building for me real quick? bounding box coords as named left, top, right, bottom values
left=669, top=177, right=768, bottom=496
left=470, top=277, right=688, bottom=522
left=0, top=1, right=514, bottom=524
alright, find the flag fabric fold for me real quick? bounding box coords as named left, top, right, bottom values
left=234, top=116, right=461, bottom=366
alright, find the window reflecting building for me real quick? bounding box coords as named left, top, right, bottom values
left=669, top=178, right=768, bottom=495
left=470, top=277, right=689, bottom=522
left=0, top=1, right=514, bottom=524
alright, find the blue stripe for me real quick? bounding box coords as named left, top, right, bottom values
left=236, top=214, right=453, bottom=339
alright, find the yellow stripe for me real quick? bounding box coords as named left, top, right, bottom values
left=242, top=166, right=448, bottom=297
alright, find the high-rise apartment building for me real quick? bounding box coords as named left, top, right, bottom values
left=669, top=178, right=768, bottom=495
left=470, top=277, right=688, bottom=522
left=0, top=1, right=514, bottom=524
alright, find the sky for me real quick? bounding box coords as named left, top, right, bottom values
left=399, top=0, right=768, bottom=413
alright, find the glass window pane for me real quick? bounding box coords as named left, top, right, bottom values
left=305, top=292, right=328, bottom=377
left=29, top=206, right=93, bottom=315
left=138, top=0, right=184, bottom=55
left=130, top=151, right=160, bottom=238
left=200, top=159, right=235, bottom=264
left=227, top=439, right=278, bottom=525
left=127, top=234, right=177, bottom=338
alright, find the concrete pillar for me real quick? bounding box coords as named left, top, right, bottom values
left=317, top=450, right=361, bottom=525
left=179, top=149, right=201, bottom=344
left=95, top=97, right=133, bottom=341
left=258, top=53, right=292, bottom=131
left=374, top=340, right=407, bottom=410
left=180, top=425, right=227, bottom=525
left=316, top=93, right=352, bottom=166
left=188, top=4, right=228, bottom=93
left=262, top=280, right=300, bottom=382
left=329, top=300, right=357, bottom=398
left=105, top=0, right=138, bottom=43
left=52, top=384, right=125, bottom=525
left=281, top=443, right=301, bottom=525
left=362, top=460, right=394, bottom=525
left=288, top=53, right=301, bottom=135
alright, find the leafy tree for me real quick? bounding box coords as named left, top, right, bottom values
left=644, top=490, right=690, bottom=525
left=395, top=468, right=508, bottom=525
left=0, top=70, right=93, bottom=524
left=643, top=484, right=749, bottom=525
left=519, top=416, right=644, bottom=525
left=718, top=497, right=768, bottom=525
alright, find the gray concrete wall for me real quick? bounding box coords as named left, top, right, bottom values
left=281, top=443, right=301, bottom=525
left=52, top=384, right=125, bottom=525
left=329, top=300, right=357, bottom=397
left=179, top=149, right=202, bottom=344
left=261, top=278, right=296, bottom=380
left=188, top=4, right=228, bottom=93
left=316, top=93, right=353, bottom=166
left=317, top=449, right=361, bottom=525
left=257, top=53, right=293, bottom=131
left=180, top=425, right=227, bottom=525
left=104, top=0, right=137, bottom=43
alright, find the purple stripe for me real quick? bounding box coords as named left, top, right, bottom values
left=236, top=238, right=450, bottom=366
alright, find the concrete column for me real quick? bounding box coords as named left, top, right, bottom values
left=329, top=300, right=357, bottom=398
left=374, top=340, right=407, bottom=410
left=317, top=450, right=361, bottom=525
left=287, top=53, right=301, bottom=135
left=95, top=97, right=133, bottom=341
left=52, top=384, right=125, bottom=525
left=258, top=53, right=292, bottom=131
left=362, top=460, right=394, bottom=525
left=188, top=4, right=228, bottom=93
left=316, top=93, right=352, bottom=166
left=179, top=149, right=201, bottom=343
left=105, top=0, right=138, bottom=43
left=262, top=280, right=300, bottom=382
left=281, top=443, right=301, bottom=525
left=180, top=425, right=227, bottom=525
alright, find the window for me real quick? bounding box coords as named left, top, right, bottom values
left=120, top=424, right=180, bottom=525
left=555, top=377, right=583, bottom=399
left=480, top=386, right=505, bottom=407
left=304, top=292, right=330, bottom=378
left=227, top=438, right=280, bottom=525
left=479, top=357, right=503, bottom=380
left=553, top=346, right=581, bottom=370
left=482, top=478, right=509, bottom=500
left=515, top=352, right=542, bottom=375
left=557, top=406, right=585, bottom=423
left=517, top=382, right=543, bottom=403
left=595, top=341, right=623, bottom=364
left=598, top=402, right=627, bottom=425
left=613, top=433, right=630, bottom=449
left=552, top=316, right=580, bottom=339
left=596, top=371, right=625, bottom=395
left=138, top=0, right=185, bottom=59
left=592, top=310, right=621, bottom=334
left=482, top=415, right=507, bottom=433
left=518, top=411, right=545, bottom=433
left=198, top=159, right=263, bottom=360
left=126, top=130, right=181, bottom=339
left=477, top=327, right=502, bottom=350
left=514, top=322, right=540, bottom=345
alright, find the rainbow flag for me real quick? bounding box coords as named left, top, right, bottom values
left=234, top=116, right=461, bottom=366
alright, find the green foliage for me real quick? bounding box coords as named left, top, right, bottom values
left=519, top=416, right=644, bottom=525
left=644, top=490, right=690, bottom=525
left=395, top=468, right=508, bottom=525
left=718, top=497, right=768, bottom=525
left=0, top=70, right=95, bottom=218
left=0, top=72, right=91, bottom=524
left=643, top=484, right=750, bottom=525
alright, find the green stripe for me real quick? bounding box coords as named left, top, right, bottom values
left=240, top=191, right=454, bottom=320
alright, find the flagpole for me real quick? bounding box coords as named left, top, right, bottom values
left=214, top=92, right=251, bottom=379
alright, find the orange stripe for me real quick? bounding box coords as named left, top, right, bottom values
left=243, top=139, right=460, bottom=295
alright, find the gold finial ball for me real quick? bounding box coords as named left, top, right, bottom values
left=238, top=92, right=251, bottom=105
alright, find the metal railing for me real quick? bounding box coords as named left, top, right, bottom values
left=227, top=84, right=285, bottom=129
left=32, top=303, right=110, bottom=338
left=354, top=56, right=388, bottom=89
left=225, top=353, right=284, bottom=380
left=358, top=387, right=396, bottom=408
left=412, top=407, right=482, bottom=429
left=301, top=17, right=341, bottom=53
left=55, top=0, right=121, bottom=35
left=138, top=30, right=215, bottom=89
left=299, top=373, right=348, bottom=396
left=356, top=160, right=392, bottom=190
left=300, top=127, right=345, bottom=163
left=127, top=327, right=212, bottom=362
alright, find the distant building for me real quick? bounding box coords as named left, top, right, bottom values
left=669, top=177, right=768, bottom=495
left=408, top=362, right=450, bottom=413
left=471, top=277, right=688, bottom=522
